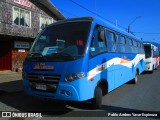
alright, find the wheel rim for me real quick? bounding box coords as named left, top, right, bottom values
left=135, top=74, right=138, bottom=83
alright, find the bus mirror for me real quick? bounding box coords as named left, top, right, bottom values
left=98, top=30, right=105, bottom=42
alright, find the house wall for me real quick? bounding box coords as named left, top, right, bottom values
left=0, top=0, right=64, bottom=71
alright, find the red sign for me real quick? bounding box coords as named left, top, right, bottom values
left=76, top=40, right=83, bottom=46
left=14, top=0, right=31, bottom=7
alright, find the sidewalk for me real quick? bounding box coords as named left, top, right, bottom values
left=0, top=70, right=23, bottom=94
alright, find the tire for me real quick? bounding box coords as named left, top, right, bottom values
left=132, top=71, right=138, bottom=84
left=150, top=66, right=154, bottom=74
left=91, top=85, right=102, bottom=109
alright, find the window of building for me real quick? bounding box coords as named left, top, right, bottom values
left=13, top=7, right=31, bottom=28
left=40, top=15, right=53, bottom=30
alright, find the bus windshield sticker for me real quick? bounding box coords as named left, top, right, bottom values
left=42, top=47, right=58, bottom=56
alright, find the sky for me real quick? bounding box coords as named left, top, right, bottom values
left=51, top=0, right=160, bottom=44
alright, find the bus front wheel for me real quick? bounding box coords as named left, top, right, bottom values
left=91, top=85, right=102, bottom=109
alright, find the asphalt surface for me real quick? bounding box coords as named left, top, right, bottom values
left=0, top=67, right=160, bottom=120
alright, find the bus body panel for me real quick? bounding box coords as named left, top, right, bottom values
left=145, top=58, right=156, bottom=71
left=88, top=53, right=145, bottom=92
left=23, top=56, right=100, bottom=101
left=23, top=76, right=97, bottom=101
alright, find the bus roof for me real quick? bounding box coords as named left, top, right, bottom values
left=144, top=42, right=158, bottom=48
left=94, top=17, right=141, bottom=41
left=48, top=16, right=142, bottom=42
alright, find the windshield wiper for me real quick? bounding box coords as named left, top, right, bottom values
left=28, top=53, right=43, bottom=57
left=45, top=52, right=76, bottom=60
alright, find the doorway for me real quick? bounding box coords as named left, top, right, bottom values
left=0, top=41, right=12, bottom=70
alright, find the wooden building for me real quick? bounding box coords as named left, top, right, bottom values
left=0, top=0, right=65, bottom=71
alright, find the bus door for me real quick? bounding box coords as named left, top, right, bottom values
left=88, top=26, right=115, bottom=92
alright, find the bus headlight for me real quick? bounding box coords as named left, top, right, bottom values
left=64, top=72, right=85, bottom=82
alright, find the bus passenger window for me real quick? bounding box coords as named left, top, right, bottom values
left=127, top=38, right=133, bottom=53
left=117, top=34, right=125, bottom=53
left=106, top=30, right=116, bottom=52
left=90, top=27, right=107, bottom=56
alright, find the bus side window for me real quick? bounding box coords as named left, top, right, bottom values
left=129, top=38, right=133, bottom=53
left=117, top=34, right=125, bottom=53
left=106, top=30, right=116, bottom=52
left=141, top=43, right=144, bottom=54
left=137, top=42, right=141, bottom=53
left=90, top=27, right=107, bottom=56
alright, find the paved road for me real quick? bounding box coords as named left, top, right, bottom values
left=0, top=67, right=160, bottom=120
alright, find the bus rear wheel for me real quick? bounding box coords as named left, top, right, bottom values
left=132, top=71, right=138, bottom=84
left=91, top=85, right=102, bottom=109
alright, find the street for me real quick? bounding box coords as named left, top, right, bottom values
left=0, top=67, right=160, bottom=120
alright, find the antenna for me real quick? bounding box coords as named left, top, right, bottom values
left=116, top=20, right=118, bottom=26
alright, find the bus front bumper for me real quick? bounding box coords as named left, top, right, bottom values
left=23, top=80, right=90, bottom=102
left=145, top=63, right=152, bottom=71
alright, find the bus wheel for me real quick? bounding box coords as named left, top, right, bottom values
left=91, top=85, right=102, bottom=109
left=150, top=66, right=154, bottom=74
left=132, top=71, right=138, bottom=84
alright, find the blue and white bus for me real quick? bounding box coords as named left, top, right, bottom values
left=22, top=17, right=145, bottom=108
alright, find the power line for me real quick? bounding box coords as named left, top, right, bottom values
left=133, top=32, right=160, bottom=34
left=69, top=0, right=127, bottom=30
left=70, top=0, right=99, bottom=16
left=67, top=0, right=160, bottom=37
left=69, top=0, right=113, bottom=23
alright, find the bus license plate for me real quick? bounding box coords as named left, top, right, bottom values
left=36, top=84, right=47, bottom=90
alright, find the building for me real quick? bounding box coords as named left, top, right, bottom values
left=0, top=0, right=65, bottom=71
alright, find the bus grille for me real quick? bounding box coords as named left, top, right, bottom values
left=28, top=73, right=61, bottom=93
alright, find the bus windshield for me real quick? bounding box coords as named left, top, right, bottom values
left=29, top=21, right=91, bottom=61
left=144, top=45, right=151, bottom=58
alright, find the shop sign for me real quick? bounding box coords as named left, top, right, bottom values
left=18, top=49, right=25, bottom=52
left=14, top=41, right=30, bottom=49
left=14, top=0, right=31, bottom=7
